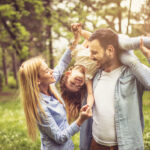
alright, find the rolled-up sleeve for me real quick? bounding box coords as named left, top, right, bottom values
left=38, top=110, right=80, bottom=144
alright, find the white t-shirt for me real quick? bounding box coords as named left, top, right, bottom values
left=92, top=66, right=124, bottom=146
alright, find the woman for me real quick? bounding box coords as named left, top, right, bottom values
left=18, top=39, right=92, bottom=150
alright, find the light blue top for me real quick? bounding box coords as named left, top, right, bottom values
left=80, top=59, right=150, bottom=150
left=37, top=49, right=80, bottom=150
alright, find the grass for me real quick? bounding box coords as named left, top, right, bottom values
left=0, top=90, right=150, bottom=150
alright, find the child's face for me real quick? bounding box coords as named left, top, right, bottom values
left=66, top=67, right=85, bottom=92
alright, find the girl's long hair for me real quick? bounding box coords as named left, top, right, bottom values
left=60, top=66, right=86, bottom=123
left=19, top=56, right=61, bottom=141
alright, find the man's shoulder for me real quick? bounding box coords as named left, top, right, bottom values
left=120, top=65, right=135, bottom=78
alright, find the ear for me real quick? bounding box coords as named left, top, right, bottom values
left=65, top=71, right=71, bottom=76
left=106, top=45, right=115, bottom=56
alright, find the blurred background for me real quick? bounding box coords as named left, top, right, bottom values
left=0, top=0, right=150, bottom=150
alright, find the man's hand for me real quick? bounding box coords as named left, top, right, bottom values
left=140, top=38, right=150, bottom=59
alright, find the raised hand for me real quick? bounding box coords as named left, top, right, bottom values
left=69, top=23, right=82, bottom=50
left=71, top=23, right=82, bottom=34
left=140, top=38, right=150, bottom=59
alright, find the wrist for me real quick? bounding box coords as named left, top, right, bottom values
left=76, top=116, right=84, bottom=127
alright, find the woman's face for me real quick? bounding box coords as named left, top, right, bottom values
left=38, top=62, right=56, bottom=85
left=66, top=67, right=85, bottom=92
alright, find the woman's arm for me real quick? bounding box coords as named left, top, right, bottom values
left=53, top=49, right=72, bottom=83
left=118, top=34, right=150, bottom=50
left=38, top=112, right=80, bottom=144
left=71, top=23, right=92, bottom=48
left=38, top=105, right=92, bottom=144
left=53, top=32, right=80, bottom=82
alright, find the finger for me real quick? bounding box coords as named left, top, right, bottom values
left=140, top=38, right=144, bottom=50
left=81, top=104, right=89, bottom=112
left=86, top=108, right=92, bottom=117
left=85, top=107, right=90, bottom=114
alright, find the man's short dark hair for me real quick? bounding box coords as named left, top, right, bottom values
left=89, top=28, right=119, bottom=52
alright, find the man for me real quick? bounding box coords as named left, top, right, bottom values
left=80, top=28, right=150, bottom=150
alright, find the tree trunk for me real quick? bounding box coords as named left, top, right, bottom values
left=117, top=1, right=122, bottom=33
left=2, top=48, right=8, bottom=85
left=126, top=0, right=132, bottom=34
left=11, top=53, right=18, bottom=87
left=48, top=25, right=54, bottom=68
left=44, top=0, right=54, bottom=68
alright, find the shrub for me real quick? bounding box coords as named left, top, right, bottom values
left=8, top=76, right=17, bottom=88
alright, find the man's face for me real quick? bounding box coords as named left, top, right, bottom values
left=89, top=39, right=109, bottom=68
left=65, top=66, right=85, bottom=92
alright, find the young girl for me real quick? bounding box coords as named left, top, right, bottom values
left=18, top=40, right=92, bottom=150
left=60, top=23, right=150, bottom=122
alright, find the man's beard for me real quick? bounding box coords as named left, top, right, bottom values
left=98, top=57, right=111, bottom=70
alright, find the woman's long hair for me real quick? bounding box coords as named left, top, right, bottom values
left=19, top=56, right=61, bottom=141
left=60, top=66, right=86, bottom=123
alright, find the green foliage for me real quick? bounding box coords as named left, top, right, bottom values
left=134, top=50, right=150, bottom=67
left=0, top=91, right=150, bottom=150
left=143, top=92, right=150, bottom=150
left=14, top=22, right=30, bottom=41
left=19, top=45, right=29, bottom=60
left=8, top=76, right=16, bottom=88
left=0, top=4, right=17, bottom=18
left=0, top=98, right=41, bottom=150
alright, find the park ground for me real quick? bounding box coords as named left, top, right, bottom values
left=0, top=88, right=150, bottom=150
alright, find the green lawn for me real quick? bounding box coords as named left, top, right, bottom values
left=0, top=90, right=150, bottom=150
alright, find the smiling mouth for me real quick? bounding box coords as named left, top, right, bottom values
left=76, top=77, right=83, bottom=83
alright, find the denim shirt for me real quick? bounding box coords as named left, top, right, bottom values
left=38, top=49, right=80, bottom=150
left=80, top=61, right=150, bottom=150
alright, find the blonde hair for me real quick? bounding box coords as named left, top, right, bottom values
left=19, top=56, right=61, bottom=141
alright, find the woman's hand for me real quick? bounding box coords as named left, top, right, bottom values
left=69, top=23, right=82, bottom=51
left=76, top=104, right=92, bottom=126
left=140, top=38, right=150, bottom=59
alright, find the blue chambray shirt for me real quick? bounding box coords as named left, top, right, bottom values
left=37, top=49, right=80, bottom=150
left=80, top=62, right=150, bottom=150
